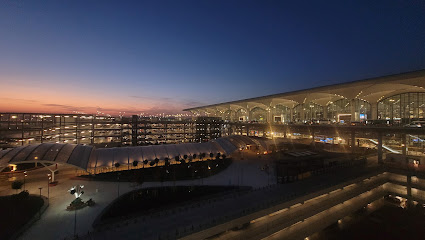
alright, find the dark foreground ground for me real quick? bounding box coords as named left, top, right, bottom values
left=310, top=201, right=425, bottom=240
left=0, top=192, right=44, bottom=239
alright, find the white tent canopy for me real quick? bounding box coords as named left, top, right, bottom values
left=0, top=135, right=265, bottom=170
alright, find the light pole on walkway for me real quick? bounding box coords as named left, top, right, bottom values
left=23, top=171, right=27, bottom=191
left=47, top=174, right=51, bottom=204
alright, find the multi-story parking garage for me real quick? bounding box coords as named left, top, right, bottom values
left=0, top=114, right=224, bottom=148
left=184, top=70, right=425, bottom=124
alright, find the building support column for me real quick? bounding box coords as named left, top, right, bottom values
left=39, top=162, right=58, bottom=182
left=377, top=132, right=383, bottom=164
left=300, top=105, right=305, bottom=122
left=323, top=106, right=328, bottom=120
left=371, top=102, right=378, bottom=120
left=268, top=109, right=273, bottom=124
left=350, top=99, right=356, bottom=122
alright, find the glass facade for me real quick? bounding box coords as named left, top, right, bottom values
left=293, top=102, right=324, bottom=122
left=250, top=107, right=268, bottom=122
left=378, top=92, right=425, bottom=122
left=327, top=99, right=350, bottom=120
left=326, top=99, right=371, bottom=121
left=272, top=105, right=291, bottom=123
left=235, top=108, right=247, bottom=121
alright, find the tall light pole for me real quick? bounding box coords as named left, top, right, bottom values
left=23, top=171, right=27, bottom=191
left=47, top=174, right=51, bottom=204
left=117, top=172, right=121, bottom=197
left=38, top=187, right=42, bottom=218
left=69, top=185, right=84, bottom=238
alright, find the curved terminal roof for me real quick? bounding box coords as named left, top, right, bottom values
left=0, top=135, right=265, bottom=170
left=0, top=143, right=95, bottom=170
left=183, top=70, right=425, bottom=112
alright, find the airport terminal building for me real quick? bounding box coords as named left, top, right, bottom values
left=184, top=70, right=425, bottom=124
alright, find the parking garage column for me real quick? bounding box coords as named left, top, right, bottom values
left=377, top=132, right=383, bottom=164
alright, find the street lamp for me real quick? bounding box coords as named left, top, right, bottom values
left=117, top=172, right=121, bottom=197
left=23, top=171, right=27, bottom=191
left=47, top=174, right=51, bottom=202
left=68, top=185, right=84, bottom=238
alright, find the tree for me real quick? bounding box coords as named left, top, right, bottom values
left=133, top=160, right=139, bottom=167
left=192, top=154, right=197, bottom=160
left=114, top=162, right=120, bottom=172
left=221, top=154, right=226, bottom=160
left=210, top=152, right=214, bottom=159
left=175, top=156, right=180, bottom=163
left=11, top=181, right=23, bottom=193
left=143, top=159, right=149, bottom=168
left=164, top=157, right=170, bottom=167
left=154, top=158, right=159, bottom=167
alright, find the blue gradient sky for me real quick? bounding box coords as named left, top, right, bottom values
left=1, top=0, right=425, bottom=115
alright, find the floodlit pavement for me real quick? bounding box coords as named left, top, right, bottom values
left=0, top=151, right=274, bottom=240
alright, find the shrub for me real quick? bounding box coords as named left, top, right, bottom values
left=11, top=181, right=23, bottom=191
left=18, top=190, right=29, bottom=200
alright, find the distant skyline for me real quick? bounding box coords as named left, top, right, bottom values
left=1, top=1, right=425, bottom=116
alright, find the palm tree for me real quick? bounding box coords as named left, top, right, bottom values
left=221, top=154, right=226, bottom=160
left=143, top=159, right=148, bottom=168
left=164, top=157, right=170, bottom=167
left=192, top=154, right=197, bottom=160
left=209, top=152, right=214, bottom=160
left=154, top=158, right=159, bottom=167
left=114, top=162, right=120, bottom=171
left=132, top=160, right=139, bottom=169
left=175, top=155, right=180, bottom=164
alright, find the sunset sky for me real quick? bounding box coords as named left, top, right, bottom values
left=1, top=1, right=425, bottom=116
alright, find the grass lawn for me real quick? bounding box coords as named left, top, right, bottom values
left=100, top=185, right=244, bottom=223
left=82, top=158, right=233, bottom=183
left=0, top=192, right=44, bottom=240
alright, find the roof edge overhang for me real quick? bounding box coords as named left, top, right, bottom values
left=183, top=69, right=425, bottom=111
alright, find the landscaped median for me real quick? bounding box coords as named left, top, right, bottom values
left=79, top=157, right=233, bottom=183
left=0, top=191, right=48, bottom=240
